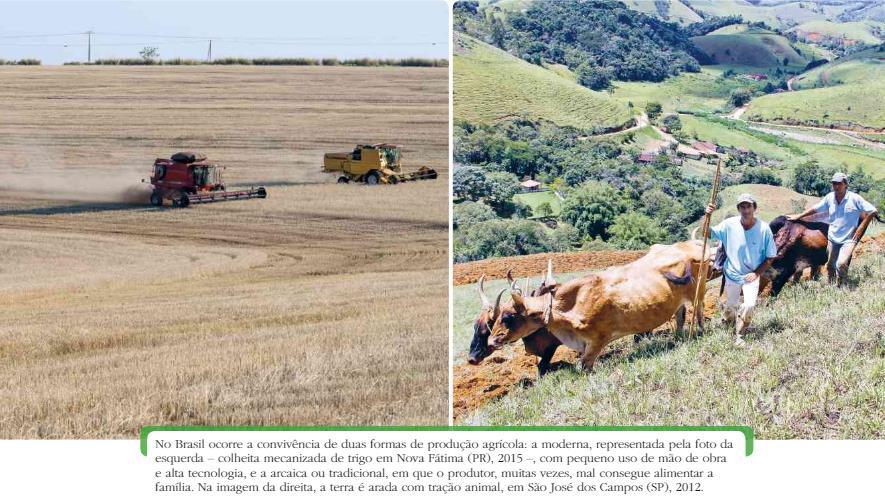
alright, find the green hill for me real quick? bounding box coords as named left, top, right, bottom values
left=789, top=20, right=884, bottom=45
left=621, top=0, right=702, bottom=25
left=692, top=31, right=808, bottom=68
left=745, top=82, right=885, bottom=130
left=790, top=48, right=885, bottom=90
left=682, top=0, right=831, bottom=29
left=708, top=23, right=750, bottom=35
left=610, top=67, right=762, bottom=114
left=745, top=49, right=885, bottom=130
left=453, top=33, right=632, bottom=131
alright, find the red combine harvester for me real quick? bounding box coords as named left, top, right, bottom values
left=147, top=152, right=267, bottom=207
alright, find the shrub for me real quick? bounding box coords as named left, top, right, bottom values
left=645, top=101, right=663, bottom=120
left=456, top=219, right=554, bottom=261
left=453, top=201, right=497, bottom=229
left=560, top=181, right=628, bottom=240
left=453, top=165, right=489, bottom=201
left=608, top=212, right=669, bottom=250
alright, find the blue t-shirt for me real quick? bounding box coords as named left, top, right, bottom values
left=813, top=191, right=877, bottom=244
left=710, top=217, right=778, bottom=284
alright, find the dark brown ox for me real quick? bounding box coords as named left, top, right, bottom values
left=765, top=215, right=829, bottom=296
left=487, top=239, right=713, bottom=372
left=468, top=269, right=648, bottom=376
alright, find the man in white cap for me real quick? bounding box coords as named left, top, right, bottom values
left=704, top=193, right=777, bottom=346
left=788, top=172, right=878, bottom=286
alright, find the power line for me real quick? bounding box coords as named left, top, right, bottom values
left=0, top=40, right=439, bottom=47
left=0, top=32, right=83, bottom=39
left=0, top=30, right=443, bottom=44
left=90, top=31, right=441, bottom=43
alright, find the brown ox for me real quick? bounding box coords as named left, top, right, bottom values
left=487, top=239, right=713, bottom=372
left=765, top=215, right=830, bottom=295
left=468, top=271, right=648, bottom=376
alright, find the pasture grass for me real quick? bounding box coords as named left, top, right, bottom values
left=680, top=0, right=826, bottom=29
left=745, top=80, right=885, bottom=130
left=621, top=0, right=702, bottom=25
left=789, top=20, right=883, bottom=44
left=691, top=32, right=807, bottom=69
left=453, top=33, right=631, bottom=131
left=610, top=69, right=749, bottom=114
left=746, top=49, right=885, bottom=129
left=514, top=190, right=561, bottom=218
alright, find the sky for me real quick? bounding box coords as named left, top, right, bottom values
left=0, top=0, right=449, bottom=64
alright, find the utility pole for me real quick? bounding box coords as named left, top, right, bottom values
left=207, top=39, right=212, bottom=62
left=85, top=30, right=93, bottom=63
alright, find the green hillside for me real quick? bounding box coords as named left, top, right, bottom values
left=708, top=23, right=750, bottom=35
left=744, top=48, right=885, bottom=130
left=453, top=33, right=632, bottom=130
left=621, top=0, right=702, bottom=25
left=610, top=67, right=760, bottom=114
left=745, top=82, right=885, bottom=130
left=790, top=48, right=885, bottom=90
left=683, top=0, right=828, bottom=29
left=789, top=20, right=884, bottom=45
left=692, top=31, right=808, bottom=68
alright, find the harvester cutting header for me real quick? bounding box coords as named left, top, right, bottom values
left=323, top=144, right=437, bottom=184
left=147, top=152, right=267, bottom=207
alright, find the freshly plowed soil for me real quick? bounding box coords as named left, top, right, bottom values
left=453, top=344, right=579, bottom=421
left=453, top=250, right=646, bottom=285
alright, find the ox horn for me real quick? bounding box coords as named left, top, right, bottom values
left=477, top=275, right=491, bottom=310
left=510, top=290, right=525, bottom=311
left=492, top=287, right=507, bottom=320
left=691, top=226, right=700, bottom=241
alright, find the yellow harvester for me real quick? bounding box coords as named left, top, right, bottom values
left=323, top=143, right=437, bottom=185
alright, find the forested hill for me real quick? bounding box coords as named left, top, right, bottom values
left=455, top=0, right=702, bottom=89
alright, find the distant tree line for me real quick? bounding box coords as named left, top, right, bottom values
left=0, top=59, right=41, bottom=65
left=793, top=160, right=884, bottom=210
left=63, top=57, right=448, bottom=67
left=683, top=15, right=744, bottom=37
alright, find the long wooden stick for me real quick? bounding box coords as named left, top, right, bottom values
left=689, top=155, right=724, bottom=338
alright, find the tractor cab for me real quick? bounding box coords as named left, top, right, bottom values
left=190, top=164, right=223, bottom=191
left=151, top=155, right=225, bottom=194
left=322, top=143, right=436, bottom=184
left=344, top=144, right=403, bottom=171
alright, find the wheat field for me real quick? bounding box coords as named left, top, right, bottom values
left=0, top=65, right=449, bottom=438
